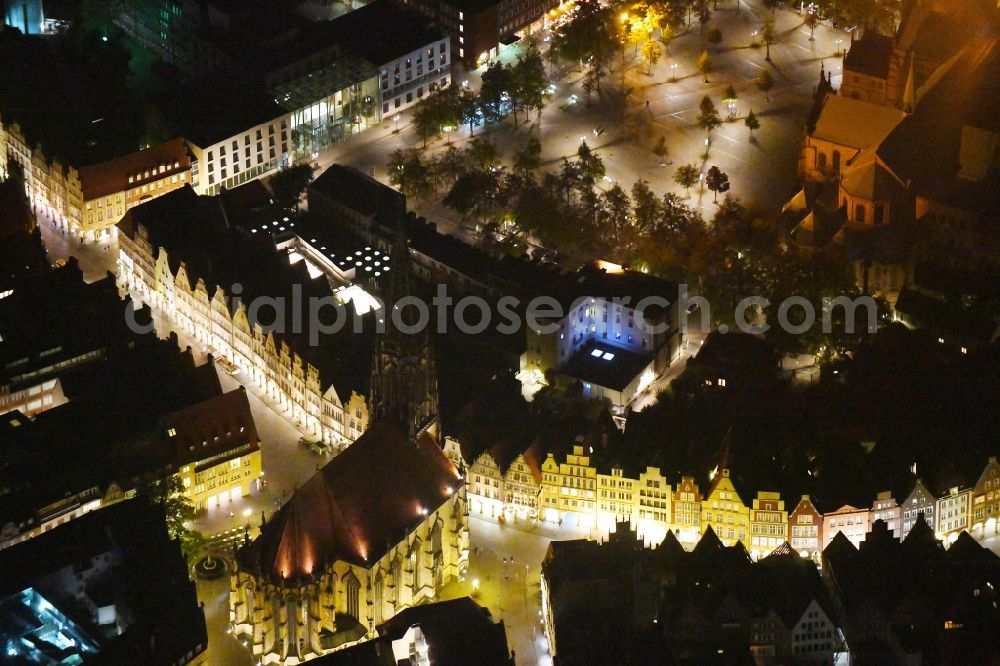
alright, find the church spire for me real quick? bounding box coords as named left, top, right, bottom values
left=367, top=219, right=439, bottom=442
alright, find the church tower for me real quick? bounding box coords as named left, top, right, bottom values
left=367, top=221, right=439, bottom=442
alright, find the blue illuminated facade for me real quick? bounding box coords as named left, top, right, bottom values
left=0, top=588, right=100, bottom=665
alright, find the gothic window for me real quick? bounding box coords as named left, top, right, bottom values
left=373, top=574, right=384, bottom=624
left=411, top=538, right=423, bottom=590
left=344, top=571, right=360, bottom=619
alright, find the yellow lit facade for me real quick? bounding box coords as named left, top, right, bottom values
left=180, top=448, right=262, bottom=511
left=541, top=445, right=597, bottom=528
left=79, top=138, right=192, bottom=238
left=0, top=117, right=83, bottom=237
left=702, top=468, right=749, bottom=546
left=973, top=457, right=1000, bottom=537
left=117, top=226, right=369, bottom=447
left=749, top=491, right=788, bottom=558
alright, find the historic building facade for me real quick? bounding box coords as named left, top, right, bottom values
left=116, top=196, right=369, bottom=449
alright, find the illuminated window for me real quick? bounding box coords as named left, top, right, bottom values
left=167, top=427, right=177, bottom=437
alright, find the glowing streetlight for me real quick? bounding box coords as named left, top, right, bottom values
left=393, top=114, right=401, bottom=132
left=752, top=30, right=758, bottom=46
left=670, top=63, right=678, bottom=81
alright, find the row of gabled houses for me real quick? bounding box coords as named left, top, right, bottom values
left=541, top=512, right=1000, bottom=666
left=445, top=389, right=1000, bottom=558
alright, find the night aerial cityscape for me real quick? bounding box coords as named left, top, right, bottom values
left=0, top=0, right=998, bottom=662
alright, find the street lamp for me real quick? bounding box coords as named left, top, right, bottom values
left=752, top=30, right=758, bottom=46
left=836, top=39, right=843, bottom=56
left=393, top=114, right=401, bottom=132
left=670, top=63, right=678, bottom=81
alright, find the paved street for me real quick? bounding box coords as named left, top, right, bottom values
left=438, top=514, right=594, bottom=666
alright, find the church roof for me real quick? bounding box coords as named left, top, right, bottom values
left=811, top=95, right=907, bottom=151
left=237, top=422, right=462, bottom=579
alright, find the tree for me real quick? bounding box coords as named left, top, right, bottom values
left=696, top=50, right=713, bottom=82
left=756, top=68, right=775, bottom=102
left=143, top=475, right=205, bottom=562
left=696, top=0, right=711, bottom=33
left=641, top=39, right=662, bottom=75
left=576, top=140, right=606, bottom=186
left=762, top=17, right=775, bottom=61
left=457, top=85, right=481, bottom=137
left=744, top=109, right=760, bottom=140
left=444, top=169, right=505, bottom=223
left=437, top=144, right=468, bottom=184
left=722, top=84, right=738, bottom=119
left=549, top=0, right=618, bottom=97
left=513, top=46, right=548, bottom=124
left=763, top=0, right=781, bottom=14
left=513, top=136, right=543, bottom=177
left=674, top=163, right=700, bottom=196
left=631, top=179, right=662, bottom=235
left=653, top=135, right=669, bottom=162
left=706, top=27, right=723, bottom=49
left=388, top=148, right=435, bottom=198
left=805, top=11, right=819, bottom=40
left=705, top=165, right=730, bottom=202
left=468, top=137, right=500, bottom=171
left=697, top=95, right=722, bottom=136
left=269, top=163, right=316, bottom=211
left=412, top=95, right=441, bottom=148
left=479, top=61, right=513, bottom=124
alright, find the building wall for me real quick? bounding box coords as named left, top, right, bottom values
left=1, top=118, right=83, bottom=237
left=870, top=492, right=902, bottom=538
left=936, top=487, right=972, bottom=538
left=229, top=488, right=469, bottom=663
left=800, top=136, right=851, bottom=181
left=789, top=496, right=823, bottom=559
left=117, top=229, right=369, bottom=448
left=190, top=114, right=292, bottom=196
left=749, top=492, right=788, bottom=557
left=840, top=70, right=889, bottom=105
left=82, top=157, right=191, bottom=237
left=973, top=458, right=1000, bottom=536
left=823, top=507, right=871, bottom=549
left=181, top=448, right=263, bottom=511
left=702, top=469, right=749, bottom=546
left=900, top=480, right=936, bottom=539
left=379, top=39, right=452, bottom=116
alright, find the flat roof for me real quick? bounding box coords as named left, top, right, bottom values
left=327, top=0, right=446, bottom=67
left=559, top=339, right=653, bottom=392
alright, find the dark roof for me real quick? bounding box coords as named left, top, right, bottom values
left=237, top=422, right=462, bottom=578
left=160, top=80, right=287, bottom=148
left=689, top=331, right=779, bottom=373
left=78, top=138, right=191, bottom=200
left=162, top=386, right=260, bottom=468
left=0, top=260, right=149, bottom=391
left=0, top=340, right=223, bottom=529
left=0, top=174, right=48, bottom=291
left=559, top=338, right=653, bottom=392
left=309, top=164, right=407, bottom=224
left=895, top=287, right=998, bottom=342
left=377, top=597, right=512, bottom=666
left=328, top=0, right=446, bottom=66
left=118, top=185, right=376, bottom=400
left=844, top=32, right=893, bottom=79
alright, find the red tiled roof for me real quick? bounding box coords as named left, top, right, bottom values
left=78, top=138, right=190, bottom=201
left=239, top=422, right=462, bottom=580
left=162, top=386, right=260, bottom=467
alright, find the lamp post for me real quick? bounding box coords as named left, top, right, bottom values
left=836, top=39, right=843, bottom=56
left=393, top=114, right=401, bottom=133
left=752, top=30, right=758, bottom=46
left=670, top=63, right=678, bottom=81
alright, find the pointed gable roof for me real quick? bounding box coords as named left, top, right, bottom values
left=237, top=422, right=462, bottom=581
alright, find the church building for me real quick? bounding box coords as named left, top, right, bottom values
left=229, top=227, right=468, bottom=664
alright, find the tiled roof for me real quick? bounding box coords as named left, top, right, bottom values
left=78, top=138, right=190, bottom=201
left=238, top=422, right=462, bottom=579
left=844, top=33, right=893, bottom=79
